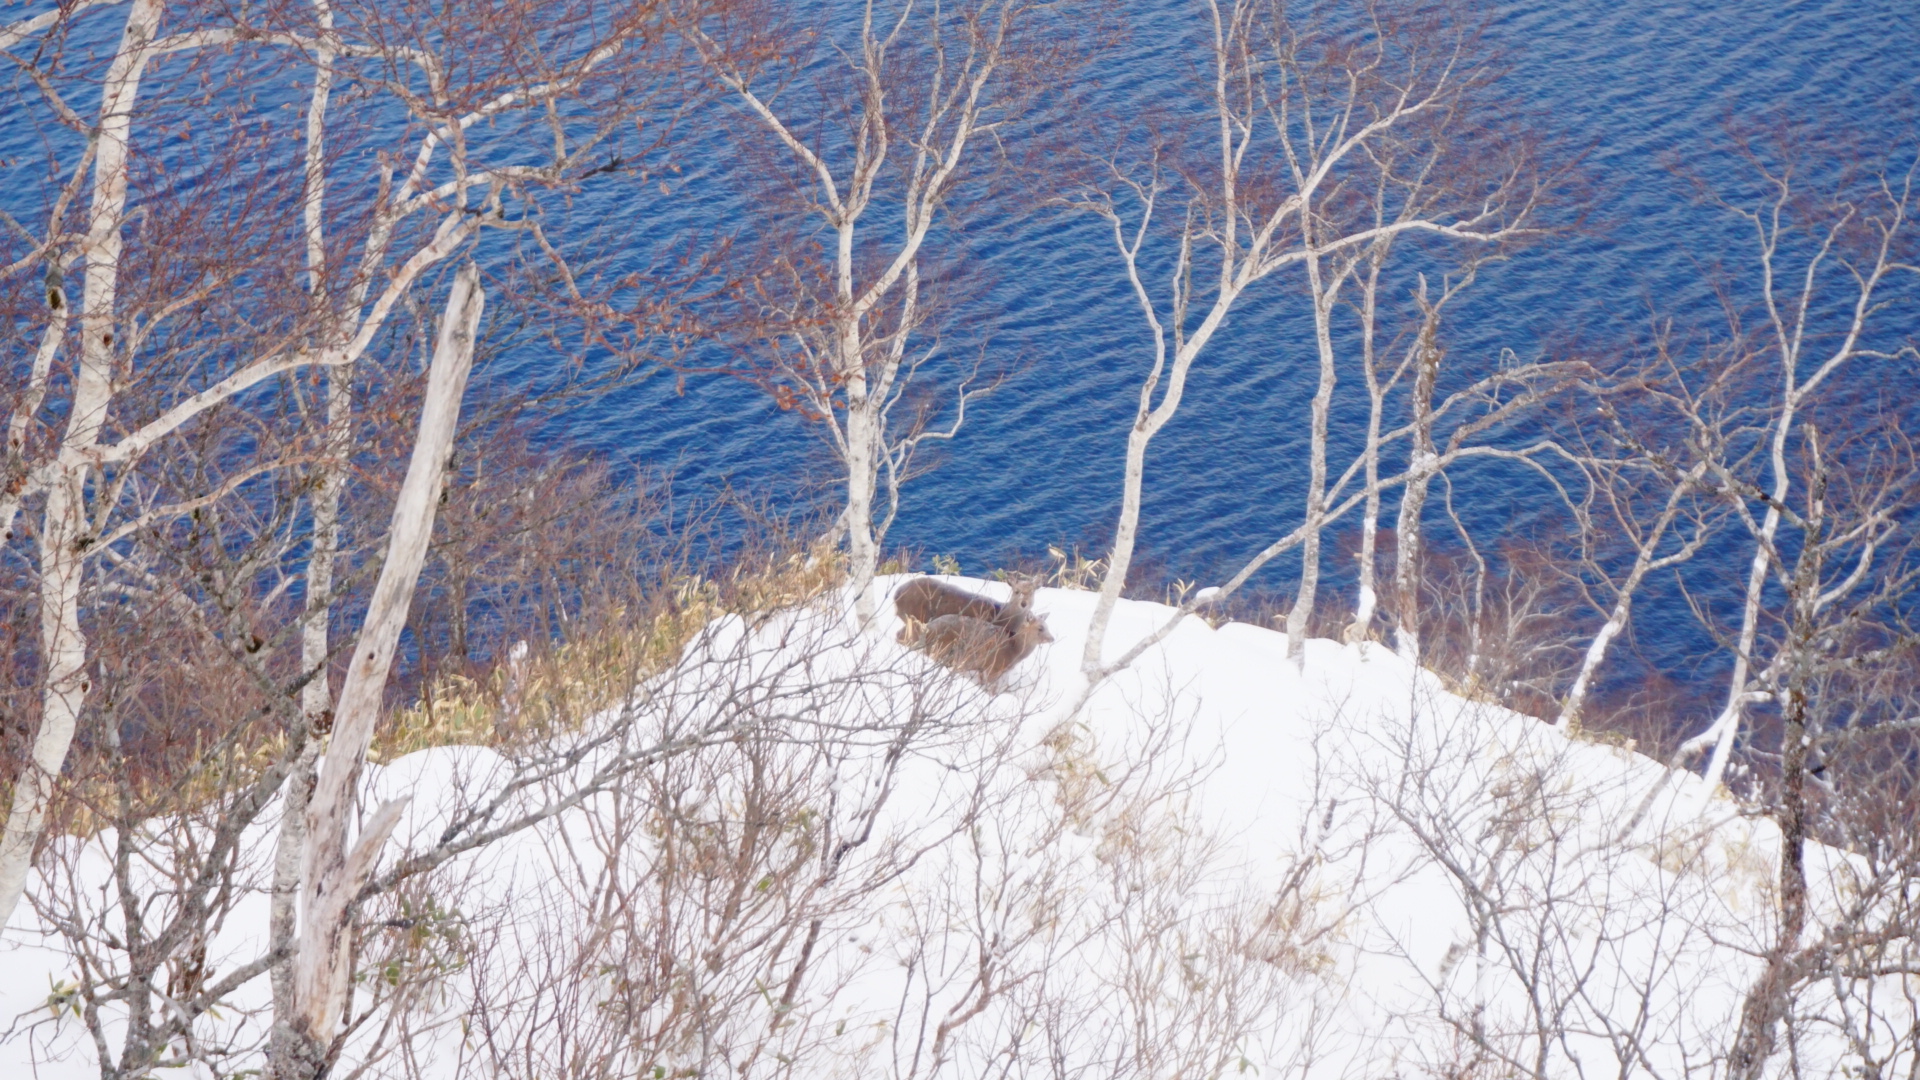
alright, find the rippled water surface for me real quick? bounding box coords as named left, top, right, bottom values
left=566, top=0, right=1916, bottom=614
left=5, top=0, right=1918, bottom=710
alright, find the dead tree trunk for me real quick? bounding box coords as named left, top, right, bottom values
left=282, top=264, right=483, bottom=1079
left=1393, top=288, right=1443, bottom=664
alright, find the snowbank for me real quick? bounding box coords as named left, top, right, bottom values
left=0, top=580, right=1895, bottom=1078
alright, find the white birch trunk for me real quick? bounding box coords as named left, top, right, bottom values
left=1083, top=398, right=1160, bottom=672
left=0, top=273, right=69, bottom=544
left=1082, top=292, right=1240, bottom=675
left=1284, top=247, right=1340, bottom=666
left=1393, top=320, right=1441, bottom=665
left=287, top=263, right=482, bottom=1072
left=1556, top=473, right=1701, bottom=731
left=843, top=355, right=881, bottom=623
left=271, top=34, right=340, bottom=1063
left=1560, top=610, right=1627, bottom=733
left=1349, top=261, right=1385, bottom=645
left=0, top=0, right=160, bottom=934
left=1682, top=388, right=1796, bottom=797
left=1698, top=506, right=1781, bottom=792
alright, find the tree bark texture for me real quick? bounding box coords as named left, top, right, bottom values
left=285, top=263, right=484, bottom=1078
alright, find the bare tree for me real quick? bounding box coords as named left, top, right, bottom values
left=1530, top=129, right=1920, bottom=1077
left=1270, top=16, right=1556, bottom=664
left=1666, top=132, right=1920, bottom=797
left=1552, top=335, right=1722, bottom=732
left=0, top=0, right=694, bottom=940
left=680, top=0, right=1090, bottom=621
left=1062, top=0, right=1561, bottom=689
left=1706, top=417, right=1920, bottom=1080
left=0, top=4, right=734, bottom=1080
left=283, top=263, right=483, bottom=1077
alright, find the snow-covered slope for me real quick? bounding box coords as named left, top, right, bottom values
left=0, top=580, right=1895, bottom=1078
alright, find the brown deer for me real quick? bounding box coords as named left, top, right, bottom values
left=918, top=612, right=1055, bottom=683
left=893, top=575, right=1053, bottom=683
left=894, top=576, right=1010, bottom=638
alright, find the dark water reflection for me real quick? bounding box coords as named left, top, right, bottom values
left=544, top=0, right=1917, bottom=730
left=3, top=0, right=1916, bottom=736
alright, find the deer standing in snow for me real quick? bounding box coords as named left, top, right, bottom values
left=894, top=575, right=1053, bottom=683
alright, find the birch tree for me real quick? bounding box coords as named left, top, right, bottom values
left=1624, top=135, right=1920, bottom=1078
left=1722, top=421, right=1920, bottom=1080
left=1267, top=12, right=1551, bottom=664
left=1551, top=337, right=1721, bottom=732
left=1066, top=0, right=1561, bottom=684
left=1562, top=129, right=1920, bottom=1074
left=681, top=0, right=1082, bottom=621
left=1665, top=134, right=1920, bottom=797
left=0, top=1, right=741, bottom=1073
left=280, top=264, right=483, bottom=1078
left=0, top=0, right=697, bottom=940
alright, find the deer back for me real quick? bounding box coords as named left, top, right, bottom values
left=917, top=607, right=1054, bottom=684
left=894, top=577, right=1006, bottom=643
left=918, top=614, right=1008, bottom=676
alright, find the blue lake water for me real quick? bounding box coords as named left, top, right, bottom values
left=541, top=0, right=1919, bottom=710
left=5, top=0, right=1918, bottom=726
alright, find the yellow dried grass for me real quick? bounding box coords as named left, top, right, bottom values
left=374, top=548, right=846, bottom=761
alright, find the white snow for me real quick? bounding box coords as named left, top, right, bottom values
left=0, top=579, right=1895, bottom=1078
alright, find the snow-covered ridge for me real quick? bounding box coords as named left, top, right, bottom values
left=0, top=579, right=1896, bottom=1078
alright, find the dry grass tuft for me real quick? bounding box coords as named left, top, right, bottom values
left=375, top=548, right=846, bottom=761
left=1044, top=545, right=1109, bottom=591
